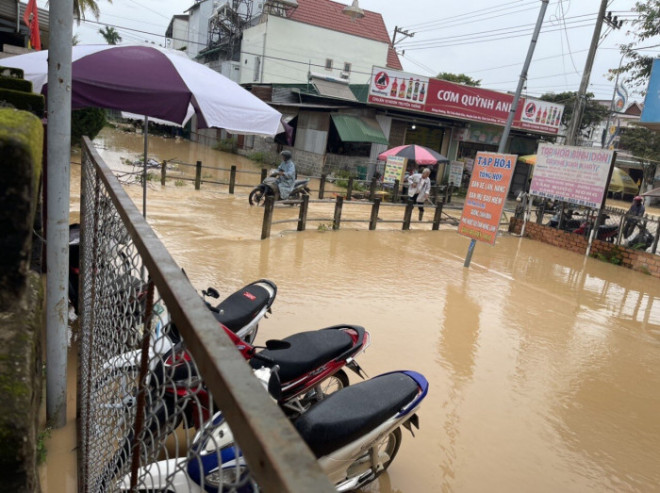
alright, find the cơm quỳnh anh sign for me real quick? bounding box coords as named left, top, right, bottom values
left=368, top=66, right=563, bottom=135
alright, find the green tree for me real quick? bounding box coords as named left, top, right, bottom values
left=74, top=0, right=111, bottom=23
left=614, top=0, right=659, bottom=90
left=71, top=107, right=106, bottom=145
left=618, top=125, right=659, bottom=190
left=436, top=72, right=481, bottom=87
left=539, top=91, right=610, bottom=130
left=99, top=26, right=122, bottom=45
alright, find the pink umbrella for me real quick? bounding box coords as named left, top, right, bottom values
left=378, top=144, right=449, bottom=165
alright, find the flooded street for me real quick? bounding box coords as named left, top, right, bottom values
left=47, top=127, right=660, bottom=492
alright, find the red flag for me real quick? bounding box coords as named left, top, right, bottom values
left=22, top=0, right=41, bottom=51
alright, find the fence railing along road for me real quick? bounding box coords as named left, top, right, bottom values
left=77, top=138, right=334, bottom=492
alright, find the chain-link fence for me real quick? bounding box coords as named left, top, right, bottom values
left=77, top=138, right=334, bottom=493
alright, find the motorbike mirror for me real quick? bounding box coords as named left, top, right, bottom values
left=264, top=339, right=291, bottom=350
left=204, top=287, right=220, bottom=299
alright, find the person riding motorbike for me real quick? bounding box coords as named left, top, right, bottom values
left=276, top=150, right=296, bottom=200
left=623, top=196, right=645, bottom=238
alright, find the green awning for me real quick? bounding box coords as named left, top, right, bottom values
left=330, top=114, right=389, bottom=145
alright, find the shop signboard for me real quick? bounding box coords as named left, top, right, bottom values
left=458, top=152, right=516, bottom=246
left=529, top=143, right=614, bottom=209
left=368, top=66, right=562, bottom=135
left=383, top=156, right=407, bottom=184
left=448, top=161, right=464, bottom=187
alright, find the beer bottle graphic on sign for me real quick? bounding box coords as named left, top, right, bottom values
left=535, top=108, right=541, bottom=123
left=398, top=79, right=406, bottom=98
left=419, top=82, right=426, bottom=101
left=412, top=79, right=420, bottom=101
left=390, top=78, right=398, bottom=97
left=555, top=110, right=561, bottom=126
left=406, top=78, right=413, bottom=99
left=541, top=108, right=548, bottom=124
left=549, top=107, right=556, bottom=125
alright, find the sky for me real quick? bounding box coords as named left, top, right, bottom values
left=51, top=0, right=653, bottom=103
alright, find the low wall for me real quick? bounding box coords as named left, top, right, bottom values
left=0, top=107, right=44, bottom=492
left=509, top=218, right=660, bottom=278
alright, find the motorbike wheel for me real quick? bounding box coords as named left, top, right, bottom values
left=346, top=427, right=402, bottom=489
left=288, top=370, right=350, bottom=417
left=249, top=188, right=265, bottom=206
left=312, top=369, right=349, bottom=401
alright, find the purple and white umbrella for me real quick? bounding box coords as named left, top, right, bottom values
left=1, top=44, right=282, bottom=135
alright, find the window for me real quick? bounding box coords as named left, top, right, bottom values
left=254, top=56, right=261, bottom=82
left=325, top=59, right=333, bottom=70
left=343, top=62, right=351, bottom=74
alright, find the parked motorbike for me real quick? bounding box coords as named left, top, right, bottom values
left=167, top=323, right=370, bottom=425
left=248, top=169, right=310, bottom=206
left=626, top=222, right=654, bottom=251
left=572, top=214, right=619, bottom=242
left=97, top=324, right=371, bottom=489
left=201, top=279, right=277, bottom=344
left=117, top=367, right=428, bottom=493
left=545, top=208, right=582, bottom=231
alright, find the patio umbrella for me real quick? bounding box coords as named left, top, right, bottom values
left=1, top=44, right=282, bottom=134
left=2, top=44, right=283, bottom=216
left=642, top=187, right=660, bottom=198
left=609, top=167, right=639, bottom=195
left=378, top=144, right=449, bottom=165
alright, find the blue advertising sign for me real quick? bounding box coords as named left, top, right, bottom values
left=640, top=59, right=660, bottom=125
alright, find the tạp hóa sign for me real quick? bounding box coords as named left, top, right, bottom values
left=458, top=152, right=516, bottom=246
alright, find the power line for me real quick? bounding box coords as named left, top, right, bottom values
left=400, top=12, right=599, bottom=48
left=404, top=0, right=541, bottom=31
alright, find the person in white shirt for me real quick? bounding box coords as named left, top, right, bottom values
left=414, top=168, right=431, bottom=220
left=406, top=167, right=421, bottom=201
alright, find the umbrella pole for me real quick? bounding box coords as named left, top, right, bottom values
left=143, top=115, right=148, bottom=218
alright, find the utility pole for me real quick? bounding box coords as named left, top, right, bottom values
left=392, top=26, right=414, bottom=46
left=464, top=0, right=549, bottom=268
left=565, top=0, right=621, bottom=145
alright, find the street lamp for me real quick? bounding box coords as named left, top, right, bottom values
left=342, top=0, right=364, bottom=20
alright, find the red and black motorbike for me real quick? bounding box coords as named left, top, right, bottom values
left=164, top=322, right=370, bottom=426
left=572, top=214, right=619, bottom=242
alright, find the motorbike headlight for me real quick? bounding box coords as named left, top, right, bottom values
left=205, top=464, right=251, bottom=490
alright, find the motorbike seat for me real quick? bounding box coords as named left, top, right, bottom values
left=294, top=372, right=419, bottom=458
left=250, top=329, right=354, bottom=382
left=212, top=282, right=272, bottom=333
left=294, top=179, right=308, bottom=188
left=599, top=224, right=618, bottom=233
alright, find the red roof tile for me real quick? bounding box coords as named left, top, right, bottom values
left=288, top=0, right=401, bottom=69
left=387, top=46, right=403, bottom=70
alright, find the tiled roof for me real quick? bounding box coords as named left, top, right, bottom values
left=386, top=46, right=403, bottom=70
left=288, top=0, right=401, bottom=69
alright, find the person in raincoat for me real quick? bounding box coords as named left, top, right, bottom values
left=623, top=195, right=646, bottom=238
left=276, top=150, right=296, bottom=200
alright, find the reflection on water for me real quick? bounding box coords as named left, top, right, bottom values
left=47, top=128, right=660, bottom=493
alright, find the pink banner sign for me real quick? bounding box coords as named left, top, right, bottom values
left=529, top=143, right=615, bottom=209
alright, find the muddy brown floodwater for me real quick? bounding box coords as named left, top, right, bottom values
left=43, top=127, right=660, bottom=493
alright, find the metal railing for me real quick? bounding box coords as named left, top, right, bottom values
left=77, top=137, right=334, bottom=493
left=517, top=200, right=660, bottom=254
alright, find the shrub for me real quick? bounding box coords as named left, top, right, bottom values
left=247, top=150, right=278, bottom=165
left=71, top=107, right=106, bottom=145
left=216, top=138, right=237, bottom=154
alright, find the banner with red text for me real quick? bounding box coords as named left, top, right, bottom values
left=368, top=67, right=562, bottom=135
left=458, top=152, right=516, bottom=245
